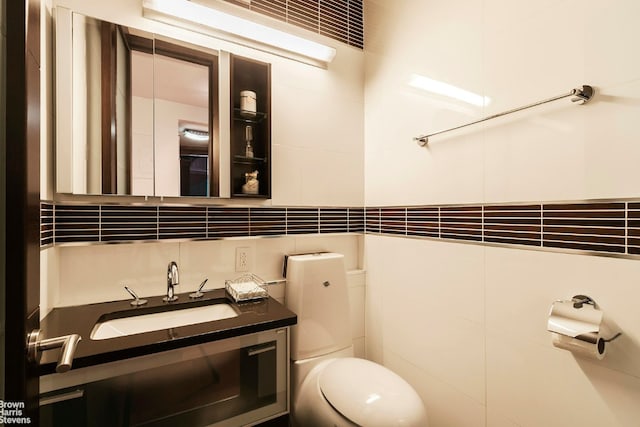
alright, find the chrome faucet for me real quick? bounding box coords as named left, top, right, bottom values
left=164, top=261, right=179, bottom=302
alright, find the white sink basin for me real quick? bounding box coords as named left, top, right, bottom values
left=90, top=303, right=239, bottom=340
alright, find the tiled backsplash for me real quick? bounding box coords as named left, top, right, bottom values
left=369, top=201, right=631, bottom=256
left=40, top=203, right=365, bottom=246
left=41, top=200, right=640, bottom=258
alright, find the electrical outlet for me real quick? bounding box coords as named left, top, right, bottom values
left=235, top=247, right=251, bottom=272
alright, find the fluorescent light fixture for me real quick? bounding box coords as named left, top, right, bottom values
left=182, top=128, right=210, bottom=141
left=409, top=74, right=490, bottom=107
left=143, top=0, right=336, bottom=67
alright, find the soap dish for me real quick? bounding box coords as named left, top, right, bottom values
left=225, top=273, right=269, bottom=303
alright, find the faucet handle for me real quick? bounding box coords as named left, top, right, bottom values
left=124, top=286, right=148, bottom=306
left=189, top=278, right=208, bottom=299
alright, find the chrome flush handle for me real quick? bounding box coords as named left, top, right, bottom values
left=27, top=329, right=82, bottom=373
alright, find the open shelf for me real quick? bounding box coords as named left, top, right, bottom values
left=233, top=155, right=267, bottom=165
left=232, top=109, right=268, bottom=124
left=230, top=55, right=271, bottom=199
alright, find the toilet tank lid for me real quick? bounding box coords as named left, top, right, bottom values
left=319, top=358, right=428, bottom=427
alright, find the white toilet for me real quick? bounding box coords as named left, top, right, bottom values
left=285, top=253, right=428, bottom=427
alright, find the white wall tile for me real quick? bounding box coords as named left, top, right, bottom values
left=384, top=349, right=486, bottom=427
left=178, top=239, right=252, bottom=291
left=580, top=0, right=640, bottom=88
left=57, top=242, right=180, bottom=306
left=296, top=147, right=364, bottom=207
left=364, top=0, right=485, bottom=207
left=366, top=235, right=485, bottom=404
left=482, top=1, right=585, bottom=116
left=347, top=269, right=366, bottom=287
left=254, top=236, right=296, bottom=280
left=486, top=246, right=640, bottom=379
left=348, top=285, right=365, bottom=338
left=266, top=281, right=285, bottom=301
left=583, top=80, right=640, bottom=199
left=364, top=130, right=485, bottom=206
left=270, top=144, right=303, bottom=206
left=485, top=246, right=640, bottom=427
left=270, top=44, right=364, bottom=207
left=272, top=145, right=364, bottom=207
left=366, top=236, right=484, bottom=324
left=271, top=80, right=363, bottom=154
left=482, top=79, right=640, bottom=204
left=293, top=234, right=362, bottom=271
left=352, top=336, right=365, bottom=359
left=480, top=1, right=640, bottom=204
left=486, top=331, right=640, bottom=427
left=40, top=248, right=59, bottom=318
left=484, top=408, right=521, bottom=427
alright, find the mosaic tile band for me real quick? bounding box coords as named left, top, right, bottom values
left=40, top=203, right=364, bottom=246
left=41, top=201, right=640, bottom=257
left=369, top=202, right=633, bottom=255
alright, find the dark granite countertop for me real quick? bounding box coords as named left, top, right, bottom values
left=39, top=289, right=297, bottom=376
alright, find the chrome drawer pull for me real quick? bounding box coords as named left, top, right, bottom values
left=247, top=345, right=276, bottom=356
left=40, top=389, right=84, bottom=406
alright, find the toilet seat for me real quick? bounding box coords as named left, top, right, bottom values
left=318, top=358, right=427, bottom=427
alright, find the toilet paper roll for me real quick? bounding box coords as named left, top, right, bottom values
left=551, top=332, right=606, bottom=360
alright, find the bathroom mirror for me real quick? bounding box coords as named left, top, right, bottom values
left=55, top=8, right=219, bottom=197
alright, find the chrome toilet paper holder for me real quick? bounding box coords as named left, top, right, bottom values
left=570, top=294, right=595, bottom=309
left=547, top=294, right=622, bottom=359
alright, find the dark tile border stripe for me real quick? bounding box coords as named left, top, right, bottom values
left=287, top=208, right=319, bottom=235
left=40, top=202, right=54, bottom=247
left=40, top=200, right=640, bottom=258
left=41, top=203, right=363, bottom=245
left=348, top=208, right=365, bottom=233
left=53, top=204, right=100, bottom=244
left=368, top=201, right=634, bottom=256
left=208, top=207, right=249, bottom=238
left=250, top=207, right=287, bottom=236
left=101, top=205, right=158, bottom=242
left=159, top=206, right=207, bottom=240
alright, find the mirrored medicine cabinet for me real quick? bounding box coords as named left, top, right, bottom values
left=55, top=8, right=272, bottom=199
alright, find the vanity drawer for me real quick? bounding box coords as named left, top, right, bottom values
left=40, top=328, right=288, bottom=427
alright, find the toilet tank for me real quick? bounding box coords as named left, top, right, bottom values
left=285, top=253, right=352, bottom=361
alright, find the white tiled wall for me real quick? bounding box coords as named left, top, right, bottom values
left=364, top=0, right=640, bottom=426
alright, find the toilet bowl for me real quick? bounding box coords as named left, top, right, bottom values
left=285, top=253, right=428, bottom=427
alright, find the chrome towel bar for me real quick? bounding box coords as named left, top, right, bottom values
left=414, top=84, right=594, bottom=146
